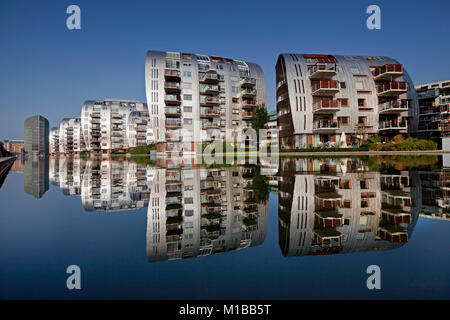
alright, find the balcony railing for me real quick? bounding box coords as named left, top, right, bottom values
left=200, top=84, right=220, bottom=94
left=379, top=120, right=407, bottom=130
left=165, top=94, right=181, bottom=105
left=242, top=111, right=254, bottom=119
left=164, top=69, right=181, bottom=80
left=164, top=81, right=181, bottom=92
left=200, top=108, right=220, bottom=117
left=309, top=63, right=337, bottom=79
left=376, top=81, right=407, bottom=96
left=200, top=96, right=220, bottom=106
left=165, top=132, right=181, bottom=141
left=240, top=77, right=256, bottom=87
left=313, top=100, right=340, bottom=113
left=372, top=64, right=403, bottom=80
left=241, top=88, right=257, bottom=98
left=242, top=100, right=257, bottom=108
left=313, top=121, right=339, bottom=130
left=311, top=80, right=339, bottom=95
left=165, top=120, right=182, bottom=128
left=165, top=107, right=181, bottom=116
left=378, top=100, right=410, bottom=114
left=201, top=73, right=219, bottom=83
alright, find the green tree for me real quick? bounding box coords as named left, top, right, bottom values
left=251, top=104, right=269, bottom=144
left=252, top=166, right=270, bottom=204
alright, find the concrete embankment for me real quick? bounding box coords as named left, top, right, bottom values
left=0, top=157, right=16, bottom=188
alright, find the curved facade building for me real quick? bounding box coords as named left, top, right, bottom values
left=276, top=54, right=418, bottom=149
left=145, top=50, right=266, bottom=153
left=59, top=118, right=84, bottom=154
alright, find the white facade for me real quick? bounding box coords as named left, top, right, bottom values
left=145, top=50, right=266, bottom=153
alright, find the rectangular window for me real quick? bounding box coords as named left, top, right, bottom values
left=185, top=197, right=193, bottom=204
left=338, top=116, right=349, bottom=125
left=184, top=185, right=193, bottom=191
left=184, top=118, right=192, bottom=125
left=351, top=67, right=360, bottom=74
left=183, top=94, right=192, bottom=100
left=340, top=82, right=346, bottom=89
left=358, top=98, right=366, bottom=107
left=358, top=116, right=367, bottom=125
left=183, top=106, right=192, bottom=112
left=183, top=82, right=192, bottom=89
left=338, top=98, right=349, bottom=107
left=183, top=71, right=192, bottom=77
left=185, top=209, right=194, bottom=216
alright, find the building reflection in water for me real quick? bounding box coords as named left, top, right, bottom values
left=146, top=156, right=268, bottom=262
left=47, top=155, right=268, bottom=262
left=24, top=156, right=49, bottom=199
left=278, top=158, right=419, bottom=257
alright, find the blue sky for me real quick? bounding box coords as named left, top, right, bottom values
left=1, top=0, right=449, bottom=139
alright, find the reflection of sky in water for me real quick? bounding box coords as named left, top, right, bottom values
left=0, top=156, right=449, bottom=299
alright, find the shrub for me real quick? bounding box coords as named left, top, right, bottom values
left=370, top=137, right=437, bottom=151
left=128, top=144, right=156, bottom=154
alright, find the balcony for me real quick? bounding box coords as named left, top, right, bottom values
left=165, top=120, right=182, bottom=128
left=135, top=133, right=146, bottom=139
left=165, top=106, right=181, bottom=117
left=240, top=77, right=256, bottom=88
left=165, top=94, right=181, bottom=105
left=241, top=88, right=257, bottom=98
left=165, top=132, right=181, bottom=142
left=313, top=100, right=340, bottom=113
left=379, top=120, right=408, bottom=131
left=164, top=69, right=181, bottom=81
left=202, top=122, right=220, bottom=129
left=313, top=120, right=339, bottom=133
left=166, top=144, right=181, bottom=153
left=309, top=63, right=337, bottom=79
left=200, top=84, right=220, bottom=95
left=200, top=108, right=220, bottom=118
left=164, top=81, right=181, bottom=93
left=379, top=100, right=410, bottom=114
left=242, top=111, right=254, bottom=119
left=311, top=80, right=339, bottom=96
left=200, top=96, right=220, bottom=106
left=377, top=81, right=407, bottom=97
left=372, top=64, right=403, bottom=81
left=201, top=72, right=219, bottom=84
left=242, top=99, right=257, bottom=108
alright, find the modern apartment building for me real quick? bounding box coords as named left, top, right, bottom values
left=276, top=54, right=418, bottom=149
left=415, top=80, right=450, bottom=137
left=59, top=118, right=84, bottom=154
left=278, top=158, right=417, bottom=256
left=24, top=115, right=49, bottom=156
left=81, top=99, right=154, bottom=154
left=145, top=50, right=266, bottom=153
left=24, top=157, right=49, bottom=199
left=49, top=127, right=60, bottom=155
left=146, top=164, right=268, bottom=262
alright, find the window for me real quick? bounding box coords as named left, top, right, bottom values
left=338, top=98, right=349, bottom=107
left=183, top=94, right=192, bottom=100
left=185, top=197, right=193, bottom=204
left=184, top=185, right=193, bottom=191
left=355, top=81, right=364, bottom=90
left=183, top=82, right=192, bottom=89
left=358, top=116, right=367, bottom=125
left=184, top=118, right=192, bottom=125
left=340, top=82, right=346, bottom=89
left=338, top=116, right=349, bottom=125
left=183, top=106, right=192, bottom=112
left=185, top=210, right=193, bottom=216
left=360, top=180, right=368, bottom=189
left=342, top=200, right=352, bottom=208
left=185, top=222, right=194, bottom=229
left=183, top=71, right=192, bottom=77
left=358, top=98, right=366, bottom=107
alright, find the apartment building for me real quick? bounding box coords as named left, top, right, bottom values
left=415, top=80, right=450, bottom=137
left=278, top=158, right=417, bottom=257
left=59, top=118, right=84, bottom=154
left=2, top=140, right=24, bottom=154
left=146, top=164, right=268, bottom=262
left=49, top=127, right=60, bottom=155
left=81, top=99, right=153, bottom=154
left=145, top=50, right=266, bottom=154
left=276, top=54, right=418, bottom=149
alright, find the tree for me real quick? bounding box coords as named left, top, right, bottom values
left=252, top=166, right=270, bottom=204
left=354, top=124, right=368, bottom=147
left=251, top=104, right=269, bottom=144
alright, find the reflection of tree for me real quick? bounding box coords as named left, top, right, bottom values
left=253, top=166, right=270, bottom=204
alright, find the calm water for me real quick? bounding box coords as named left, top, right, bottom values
left=0, top=155, right=449, bottom=299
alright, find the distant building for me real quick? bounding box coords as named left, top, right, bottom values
left=24, top=115, right=49, bottom=156
left=2, top=140, right=24, bottom=154
left=263, top=111, right=278, bottom=146
left=415, top=80, right=450, bottom=137
left=81, top=99, right=153, bottom=154
left=59, top=118, right=84, bottom=154
left=49, top=127, right=60, bottom=155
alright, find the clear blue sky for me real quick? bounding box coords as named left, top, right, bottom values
left=1, top=0, right=449, bottom=139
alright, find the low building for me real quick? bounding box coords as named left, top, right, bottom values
left=3, top=140, right=24, bottom=154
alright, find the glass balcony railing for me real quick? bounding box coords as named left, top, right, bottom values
left=378, top=100, right=410, bottom=113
